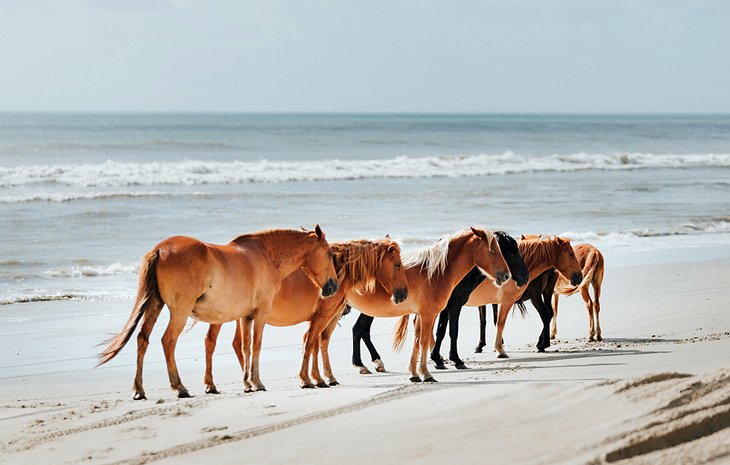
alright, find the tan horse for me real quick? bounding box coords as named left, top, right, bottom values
left=97, top=226, right=338, bottom=399
left=551, top=243, right=605, bottom=341
left=353, top=227, right=511, bottom=382
left=202, top=238, right=409, bottom=391
left=464, top=236, right=583, bottom=358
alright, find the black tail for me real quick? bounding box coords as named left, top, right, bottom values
left=97, top=249, right=161, bottom=366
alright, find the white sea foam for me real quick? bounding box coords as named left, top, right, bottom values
left=1, top=152, right=729, bottom=188
left=0, top=191, right=211, bottom=203
left=42, top=262, right=138, bottom=278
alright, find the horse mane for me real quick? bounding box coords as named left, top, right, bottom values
left=230, top=228, right=311, bottom=244
left=518, top=237, right=559, bottom=270
left=331, top=239, right=395, bottom=293
left=402, top=228, right=492, bottom=280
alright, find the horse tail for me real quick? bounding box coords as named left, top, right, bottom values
left=392, top=314, right=411, bottom=352
left=97, top=249, right=161, bottom=366
left=515, top=301, right=528, bottom=317
left=556, top=250, right=599, bottom=295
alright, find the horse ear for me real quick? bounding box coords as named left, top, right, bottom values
left=520, top=234, right=526, bottom=240
left=385, top=234, right=390, bottom=239
left=387, top=243, right=398, bottom=254
left=470, top=227, right=487, bottom=240
left=314, top=224, right=325, bottom=241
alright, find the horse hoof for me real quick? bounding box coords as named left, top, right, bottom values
left=588, top=337, right=596, bottom=342
left=177, top=391, right=192, bottom=399
left=537, top=348, right=546, bottom=353
left=316, top=382, right=330, bottom=388
left=205, top=386, right=220, bottom=395
left=474, top=347, right=483, bottom=353
left=133, top=392, right=146, bottom=401
left=328, top=380, right=340, bottom=387
left=409, top=376, right=422, bottom=383
left=422, top=376, right=438, bottom=383
left=597, top=336, right=603, bottom=342
left=497, top=353, right=509, bottom=359
left=550, top=335, right=556, bottom=340
left=357, top=366, right=372, bottom=375
left=254, top=385, right=267, bottom=392
left=434, top=364, right=447, bottom=370
left=301, top=382, right=315, bottom=389
left=455, top=363, right=469, bottom=370
left=375, top=366, right=386, bottom=373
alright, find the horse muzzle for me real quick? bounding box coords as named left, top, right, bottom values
left=571, top=272, right=583, bottom=287
left=495, top=271, right=511, bottom=287
left=391, top=288, right=408, bottom=304
left=321, top=278, right=339, bottom=297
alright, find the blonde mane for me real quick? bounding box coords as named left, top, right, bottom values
left=331, top=239, right=396, bottom=293
left=402, top=228, right=493, bottom=280
left=518, top=237, right=559, bottom=270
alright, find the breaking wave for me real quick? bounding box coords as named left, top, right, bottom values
left=1, top=152, right=729, bottom=188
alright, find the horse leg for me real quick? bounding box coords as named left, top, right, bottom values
left=551, top=294, right=560, bottom=339
left=493, top=303, right=504, bottom=345
left=475, top=305, right=487, bottom=353
left=593, top=281, right=603, bottom=342
left=531, top=295, right=552, bottom=352
left=132, top=296, right=163, bottom=400
left=249, top=315, right=267, bottom=391
left=408, top=316, right=422, bottom=382
left=448, top=304, right=467, bottom=369
left=320, top=315, right=340, bottom=385
left=240, top=317, right=253, bottom=392
left=494, top=302, right=514, bottom=358
left=204, top=324, right=222, bottom=394
left=581, top=286, right=596, bottom=342
left=161, top=310, right=192, bottom=398
left=361, top=314, right=385, bottom=372
left=299, top=329, right=315, bottom=389
left=352, top=313, right=368, bottom=373
left=309, top=332, right=328, bottom=388
left=419, top=315, right=437, bottom=382
left=430, top=309, right=448, bottom=369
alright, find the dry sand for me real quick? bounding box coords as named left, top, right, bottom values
left=1, top=256, right=729, bottom=465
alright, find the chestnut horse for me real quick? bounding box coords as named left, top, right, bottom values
left=358, top=228, right=511, bottom=382
left=97, top=226, right=338, bottom=399
left=202, top=238, right=408, bottom=391
left=453, top=236, right=583, bottom=358
left=552, top=243, right=605, bottom=341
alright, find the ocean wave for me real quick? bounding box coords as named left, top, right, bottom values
left=1, top=152, right=729, bottom=188
left=42, top=263, right=138, bottom=278
left=0, top=191, right=212, bottom=203
left=0, top=292, right=132, bottom=306
left=560, top=220, right=730, bottom=244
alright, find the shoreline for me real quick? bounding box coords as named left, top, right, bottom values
left=1, top=254, right=729, bottom=464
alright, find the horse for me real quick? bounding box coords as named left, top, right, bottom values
left=348, top=227, right=511, bottom=383
left=349, top=231, right=529, bottom=373
left=97, top=226, right=339, bottom=399
left=201, top=238, right=408, bottom=391
left=440, top=236, right=583, bottom=359
left=552, top=243, right=605, bottom=341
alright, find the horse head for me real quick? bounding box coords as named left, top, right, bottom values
left=470, top=227, right=511, bottom=287
left=302, top=225, right=339, bottom=297
left=494, top=231, right=529, bottom=287
left=375, top=238, right=409, bottom=304
left=554, top=236, right=583, bottom=286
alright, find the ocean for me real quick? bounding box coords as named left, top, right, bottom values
left=1, top=113, right=729, bottom=306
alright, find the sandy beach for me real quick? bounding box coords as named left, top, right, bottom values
left=1, top=251, right=729, bottom=465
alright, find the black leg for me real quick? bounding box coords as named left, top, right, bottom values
left=431, top=309, right=448, bottom=369
left=531, top=295, right=552, bottom=352
left=351, top=312, right=370, bottom=367
left=360, top=314, right=381, bottom=362
left=475, top=305, right=487, bottom=353
left=448, top=304, right=467, bottom=369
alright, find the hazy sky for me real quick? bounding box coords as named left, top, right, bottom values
left=1, top=1, right=729, bottom=113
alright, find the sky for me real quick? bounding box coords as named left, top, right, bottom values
left=1, top=0, right=729, bottom=113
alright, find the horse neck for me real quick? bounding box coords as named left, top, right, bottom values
left=436, top=234, right=477, bottom=290
left=250, top=233, right=312, bottom=279
left=521, top=240, right=558, bottom=281
left=333, top=242, right=380, bottom=294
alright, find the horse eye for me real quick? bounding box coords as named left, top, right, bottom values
left=395, top=263, right=401, bottom=270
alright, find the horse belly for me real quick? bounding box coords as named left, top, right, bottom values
left=465, top=280, right=500, bottom=307
left=190, top=281, right=254, bottom=324
left=347, top=290, right=409, bottom=318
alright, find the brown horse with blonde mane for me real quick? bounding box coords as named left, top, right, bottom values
left=552, top=243, right=605, bottom=341
left=351, top=227, right=511, bottom=382
left=458, top=236, right=583, bottom=358
left=97, top=226, right=338, bottom=399
left=202, top=237, right=408, bottom=391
